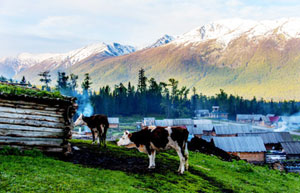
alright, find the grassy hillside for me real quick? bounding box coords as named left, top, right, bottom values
left=1, top=140, right=300, bottom=193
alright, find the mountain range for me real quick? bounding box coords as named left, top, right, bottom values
left=2, top=18, right=300, bottom=100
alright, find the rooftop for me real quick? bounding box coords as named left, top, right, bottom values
left=213, top=137, right=266, bottom=152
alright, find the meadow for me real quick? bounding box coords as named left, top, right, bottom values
left=1, top=140, right=300, bottom=193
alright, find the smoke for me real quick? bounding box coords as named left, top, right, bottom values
left=75, top=91, right=94, bottom=117
left=275, top=112, right=300, bottom=132
left=59, top=88, right=94, bottom=117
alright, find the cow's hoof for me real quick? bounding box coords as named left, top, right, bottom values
left=148, top=166, right=155, bottom=169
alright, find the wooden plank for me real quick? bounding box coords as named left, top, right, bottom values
left=0, top=102, right=65, bottom=112
left=0, top=112, right=64, bottom=123
left=0, top=99, right=61, bottom=108
left=0, top=129, right=64, bottom=138
left=0, top=117, right=67, bottom=128
left=1, top=145, right=64, bottom=153
left=0, top=136, right=63, bottom=146
left=0, top=106, right=64, bottom=117
left=0, top=124, right=64, bottom=133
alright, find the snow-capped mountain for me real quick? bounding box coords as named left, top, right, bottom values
left=9, top=18, right=300, bottom=100
left=172, top=18, right=300, bottom=47
left=0, top=42, right=136, bottom=78
left=147, top=34, right=175, bottom=48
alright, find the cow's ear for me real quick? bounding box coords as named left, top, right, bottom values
left=128, top=133, right=132, bottom=138
left=125, top=130, right=129, bottom=135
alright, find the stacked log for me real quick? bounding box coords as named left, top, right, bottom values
left=0, top=94, right=76, bottom=154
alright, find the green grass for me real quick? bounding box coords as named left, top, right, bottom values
left=0, top=83, right=65, bottom=99
left=1, top=141, right=300, bottom=193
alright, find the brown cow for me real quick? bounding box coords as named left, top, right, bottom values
left=117, top=126, right=189, bottom=174
left=74, top=114, right=109, bottom=147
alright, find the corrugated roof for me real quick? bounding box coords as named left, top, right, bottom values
left=236, top=114, right=264, bottom=121
left=281, top=141, right=300, bottom=154
left=193, top=119, right=212, bottom=125
left=213, top=137, right=266, bottom=152
left=214, top=124, right=251, bottom=135
left=201, top=135, right=214, bottom=142
left=195, top=124, right=214, bottom=131
left=173, top=119, right=193, bottom=125
left=155, top=120, right=169, bottom=127
left=188, top=127, right=203, bottom=135
left=108, top=117, right=119, bottom=124
left=238, top=132, right=292, bottom=144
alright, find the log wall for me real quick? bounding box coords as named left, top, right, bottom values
left=0, top=97, right=76, bottom=154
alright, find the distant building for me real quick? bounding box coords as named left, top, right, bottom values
left=213, top=137, right=266, bottom=163
left=238, top=132, right=293, bottom=150
left=209, top=106, right=228, bottom=119
left=281, top=141, right=300, bottom=160
left=236, top=114, right=265, bottom=125
left=210, top=124, right=252, bottom=137
left=194, top=109, right=210, bottom=118
left=143, top=117, right=155, bottom=126
left=108, top=117, right=119, bottom=128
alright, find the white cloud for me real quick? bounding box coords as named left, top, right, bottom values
left=1, top=0, right=300, bottom=57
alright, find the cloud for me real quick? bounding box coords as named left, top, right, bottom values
left=1, top=0, right=300, bottom=57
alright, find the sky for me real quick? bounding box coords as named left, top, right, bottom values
left=1, top=0, right=300, bottom=57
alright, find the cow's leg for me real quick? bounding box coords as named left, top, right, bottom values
left=91, top=128, right=96, bottom=144
left=96, top=126, right=101, bottom=147
left=175, top=148, right=186, bottom=174
left=148, top=150, right=156, bottom=169
left=184, top=143, right=189, bottom=171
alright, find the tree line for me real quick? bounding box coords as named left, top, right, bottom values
left=4, top=69, right=298, bottom=119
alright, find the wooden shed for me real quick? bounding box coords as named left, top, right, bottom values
left=238, top=132, right=293, bottom=150
left=213, top=137, right=266, bottom=163
left=0, top=86, right=76, bottom=154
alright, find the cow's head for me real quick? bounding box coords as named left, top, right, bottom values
left=74, top=114, right=87, bottom=127
left=117, top=131, right=135, bottom=148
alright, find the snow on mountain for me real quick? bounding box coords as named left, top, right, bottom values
left=0, top=42, right=136, bottom=77
left=147, top=34, right=175, bottom=48
left=172, top=18, right=300, bottom=47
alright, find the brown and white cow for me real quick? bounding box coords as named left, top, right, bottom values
left=117, top=126, right=189, bottom=174
left=74, top=114, right=109, bottom=147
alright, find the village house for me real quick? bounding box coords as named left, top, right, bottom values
left=191, top=124, right=214, bottom=138
left=281, top=141, right=300, bottom=160
left=194, top=109, right=210, bottom=118
left=209, top=106, right=228, bottom=119
left=213, top=137, right=266, bottom=163
left=108, top=117, right=119, bottom=128
left=211, top=124, right=252, bottom=137
left=236, top=114, right=265, bottom=125
left=238, top=132, right=293, bottom=150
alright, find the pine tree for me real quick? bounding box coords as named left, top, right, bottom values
left=70, top=73, right=79, bottom=91
left=81, top=73, right=92, bottom=91
left=138, top=68, right=147, bottom=93
left=38, top=71, right=51, bottom=91
left=20, top=76, right=26, bottom=84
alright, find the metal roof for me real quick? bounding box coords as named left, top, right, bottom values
left=108, top=117, right=119, bottom=124
left=188, top=127, right=203, bottom=135
left=238, top=132, right=292, bottom=144
left=236, top=114, right=264, bottom=121
left=193, top=119, right=212, bottom=125
left=201, top=135, right=214, bottom=142
left=214, top=124, right=251, bottom=135
left=281, top=141, right=300, bottom=154
left=195, top=124, right=214, bottom=131
left=213, top=137, right=266, bottom=152
left=173, top=119, right=193, bottom=125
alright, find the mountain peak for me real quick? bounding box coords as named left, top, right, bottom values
left=146, top=34, right=175, bottom=49
left=172, top=18, right=300, bottom=47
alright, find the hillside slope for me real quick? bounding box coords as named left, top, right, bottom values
left=1, top=140, right=299, bottom=193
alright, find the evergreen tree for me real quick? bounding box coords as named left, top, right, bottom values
left=81, top=73, right=92, bottom=91
left=138, top=68, right=147, bottom=93
left=20, top=76, right=26, bottom=84
left=38, top=71, right=51, bottom=91
left=70, top=73, right=79, bottom=91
